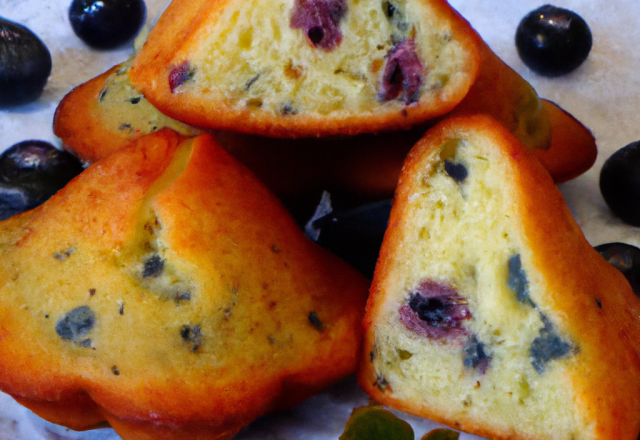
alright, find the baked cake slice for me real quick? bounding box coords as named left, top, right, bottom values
left=358, top=115, right=640, bottom=440
left=129, top=0, right=482, bottom=137
left=0, top=129, right=369, bottom=440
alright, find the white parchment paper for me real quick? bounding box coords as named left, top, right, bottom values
left=0, top=0, right=638, bottom=438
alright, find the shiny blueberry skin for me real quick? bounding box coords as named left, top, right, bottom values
left=595, top=242, right=640, bottom=297
left=69, top=0, right=146, bottom=50
left=0, top=17, right=52, bottom=107
left=309, top=199, right=391, bottom=278
left=599, top=141, right=640, bottom=226
left=0, top=140, right=83, bottom=220
left=515, top=5, right=592, bottom=77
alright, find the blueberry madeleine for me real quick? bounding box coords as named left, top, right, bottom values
left=0, top=129, right=369, bottom=440
left=358, top=115, right=640, bottom=440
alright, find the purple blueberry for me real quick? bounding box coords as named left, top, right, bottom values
left=169, top=61, right=195, bottom=93
left=290, top=0, right=347, bottom=50
left=0, top=17, right=52, bottom=107
left=594, top=242, right=640, bottom=297
left=399, top=280, right=471, bottom=342
left=600, top=141, right=640, bottom=226
left=515, top=5, right=592, bottom=77
left=378, top=38, right=423, bottom=104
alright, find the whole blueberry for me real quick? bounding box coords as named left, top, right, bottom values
left=515, top=5, right=592, bottom=77
left=307, top=199, right=391, bottom=279
left=0, top=17, right=52, bottom=107
left=594, top=242, right=640, bottom=297
left=0, top=140, right=83, bottom=220
left=599, top=141, right=640, bottom=226
left=69, top=0, right=146, bottom=50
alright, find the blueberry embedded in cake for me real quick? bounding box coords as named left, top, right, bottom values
left=129, top=0, right=483, bottom=136
left=358, top=115, right=640, bottom=440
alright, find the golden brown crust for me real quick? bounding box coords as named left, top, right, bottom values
left=53, top=65, right=128, bottom=163
left=129, top=0, right=483, bottom=137
left=358, top=115, right=640, bottom=440
left=54, top=62, right=202, bottom=163
left=447, top=41, right=552, bottom=151
left=533, top=99, right=597, bottom=183
left=0, top=129, right=369, bottom=440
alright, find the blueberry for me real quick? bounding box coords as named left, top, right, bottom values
left=168, top=61, right=195, bottom=93
left=594, top=242, right=640, bottom=297
left=290, top=0, right=347, bottom=50
left=399, top=280, right=471, bottom=341
left=308, top=311, right=326, bottom=331
left=180, top=324, right=203, bottom=352
left=378, top=38, right=423, bottom=103
left=515, top=5, right=592, bottom=77
left=69, top=0, right=146, bottom=50
left=463, top=335, right=491, bottom=374
left=444, top=160, right=468, bottom=183
left=600, top=141, right=640, bottom=226
left=56, top=306, right=96, bottom=344
left=307, top=198, right=391, bottom=279
left=530, top=314, right=574, bottom=374
left=0, top=17, right=52, bottom=107
left=0, top=140, right=83, bottom=220
left=507, top=254, right=533, bottom=306
left=142, top=254, right=164, bottom=278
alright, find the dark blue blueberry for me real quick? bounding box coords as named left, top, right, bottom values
left=0, top=140, right=83, bottom=220
left=142, top=254, right=164, bottom=278
left=463, top=336, right=491, bottom=374
left=308, top=311, right=326, bottom=331
left=0, top=185, right=30, bottom=220
left=594, top=242, right=640, bottom=297
left=515, top=5, right=592, bottom=77
left=381, top=1, right=407, bottom=32
left=530, top=314, right=575, bottom=374
left=0, top=17, right=52, bottom=107
left=507, top=254, right=533, bottom=305
left=383, top=1, right=397, bottom=18
left=409, top=293, right=450, bottom=326
left=444, top=160, right=468, bottom=182
left=599, top=141, right=640, bottom=226
left=56, top=306, right=96, bottom=344
left=68, top=0, right=146, bottom=50
left=180, top=324, right=203, bottom=352
left=308, top=198, right=391, bottom=279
